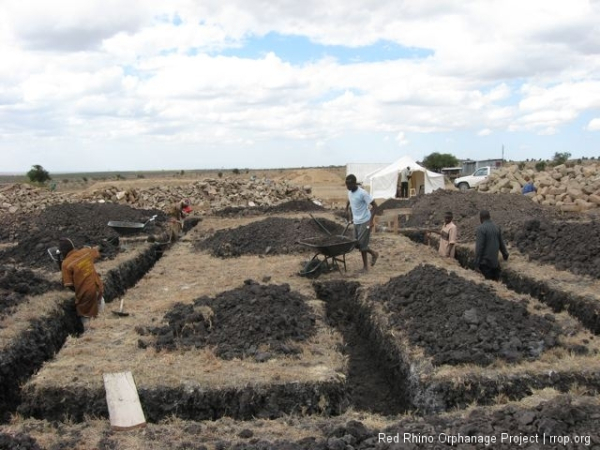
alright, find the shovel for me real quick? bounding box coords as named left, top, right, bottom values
left=112, top=298, right=129, bottom=317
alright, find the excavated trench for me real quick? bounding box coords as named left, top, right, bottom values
left=7, top=204, right=600, bottom=427
left=314, top=280, right=409, bottom=415
left=315, top=265, right=600, bottom=415
left=403, top=230, right=600, bottom=336
left=0, top=244, right=162, bottom=423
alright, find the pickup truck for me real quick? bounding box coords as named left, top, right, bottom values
left=453, top=166, right=493, bottom=191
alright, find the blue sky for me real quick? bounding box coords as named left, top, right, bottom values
left=1, top=0, right=599, bottom=173
left=217, top=33, right=434, bottom=65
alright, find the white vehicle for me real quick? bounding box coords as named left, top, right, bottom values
left=454, top=166, right=493, bottom=191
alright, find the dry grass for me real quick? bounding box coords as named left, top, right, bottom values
left=26, top=233, right=347, bottom=394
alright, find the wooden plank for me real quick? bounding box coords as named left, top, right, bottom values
left=103, top=371, right=146, bottom=430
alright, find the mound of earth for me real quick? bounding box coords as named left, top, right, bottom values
left=369, top=265, right=564, bottom=366
left=0, top=203, right=166, bottom=269
left=400, top=190, right=561, bottom=242
left=214, top=199, right=326, bottom=218
left=0, top=266, right=62, bottom=319
left=137, top=280, right=317, bottom=361
left=196, top=217, right=346, bottom=257
left=515, top=219, right=600, bottom=278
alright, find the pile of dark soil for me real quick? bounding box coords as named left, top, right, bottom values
left=0, top=266, right=61, bottom=319
left=0, top=203, right=166, bottom=269
left=137, top=280, right=317, bottom=361
left=196, top=217, right=346, bottom=257
left=369, top=264, right=564, bottom=366
left=214, top=199, right=326, bottom=218
left=0, top=432, right=42, bottom=450
left=400, top=190, right=560, bottom=241
left=514, top=219, right=600, bottom=278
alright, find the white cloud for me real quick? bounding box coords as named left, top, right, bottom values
left=587, top=118, right=600, bottom=131
left=1, top=0, right=600, bottom=171
left=395, top=132, right=408, bottom=146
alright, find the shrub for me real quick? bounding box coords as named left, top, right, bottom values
left=218, top=172, right=223, bottom=178
left=535, top=161, right=547, bottom=172
left=26, top=165, right=51, bottom=183
left=232, top=168, right=240, bottom=175
left=552, top=152, right=571, bottom=166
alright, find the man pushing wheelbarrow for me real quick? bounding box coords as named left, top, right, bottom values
left=345, top=174, right=379, bottom=273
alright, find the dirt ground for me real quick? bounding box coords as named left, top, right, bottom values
left=2, top=167, right=600, bottom=449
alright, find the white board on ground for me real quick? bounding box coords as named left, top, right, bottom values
left=103, top=371, right=147, bottom=430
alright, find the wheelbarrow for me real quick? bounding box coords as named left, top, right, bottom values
left=107, top=215, right=157, bottom=236
left=297, top=215, right=365, bottom=277
left=297, top=235, right=358, bottom=276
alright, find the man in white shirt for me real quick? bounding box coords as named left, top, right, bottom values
left=345, top=174, right=379, bottom=272
left=399, top=166, right=412, bottom=199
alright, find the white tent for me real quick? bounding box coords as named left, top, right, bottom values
left=368, top=156, right=445, bottom=199
left=346, top=162, right=390, bottom=184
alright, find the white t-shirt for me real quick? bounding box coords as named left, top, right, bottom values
left=348, top=187, right=373, bottom=225
left=400, top=168, right=412, bottom=183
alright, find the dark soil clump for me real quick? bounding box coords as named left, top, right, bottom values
left=369, top=264, right=563, bottom=366
left=196, top=217, right=346, bottom=257
left=0, top=266, right=61, bottom=319
left=214, top=199, right=326, bottom=218
left=402, top=190, right=560, bottom=241
left=515, top=218, right=600, bottom=278
left=137, top=280, right=317, bottom=361
left=0, top=202, right=166, bottom=269
left=0, top=432, right=42, bottom=450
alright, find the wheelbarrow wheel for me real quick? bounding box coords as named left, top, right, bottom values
left=300, top=258, right=324, bottom=278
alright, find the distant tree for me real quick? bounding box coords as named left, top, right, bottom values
left=232, top=168, right=240, bottom=175
left=421, top=152, right=460, bottom=173
left=26, top=165, right=51, bottom=183
left=552, top=152, right=571, bottom=166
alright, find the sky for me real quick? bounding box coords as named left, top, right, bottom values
left=1, top=0, right=600, bottom=173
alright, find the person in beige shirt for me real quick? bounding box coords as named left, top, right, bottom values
left=437, top=211, right=458, bottom=258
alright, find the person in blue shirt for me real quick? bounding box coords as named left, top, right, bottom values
left=345, top=174, right=379, bottom=272
left=522, top=176, right=537, bottom=194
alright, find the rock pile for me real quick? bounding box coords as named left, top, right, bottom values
left=477, top=163, right=600, bottom=212
left=0, top=177, right=313, bottom=215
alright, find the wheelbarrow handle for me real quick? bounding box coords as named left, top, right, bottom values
left=309, top=213, right=332, bottom=236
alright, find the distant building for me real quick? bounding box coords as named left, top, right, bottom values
left=440, top=166, right=463, bottom=180
left=461, top=159, right=503, bottom=174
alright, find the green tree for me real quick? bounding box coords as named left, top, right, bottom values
left=26, top=165, right=51, bottom=183
left=421, top=152, right=460, bottom=172
left=535, top=161, right=547, bottom=172
left=552, top=152, right=571, bottom=166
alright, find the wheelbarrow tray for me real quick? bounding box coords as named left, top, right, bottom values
left=297, top=235, right=357, bottom=257
left=107, top=220, right=148, bottom=235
